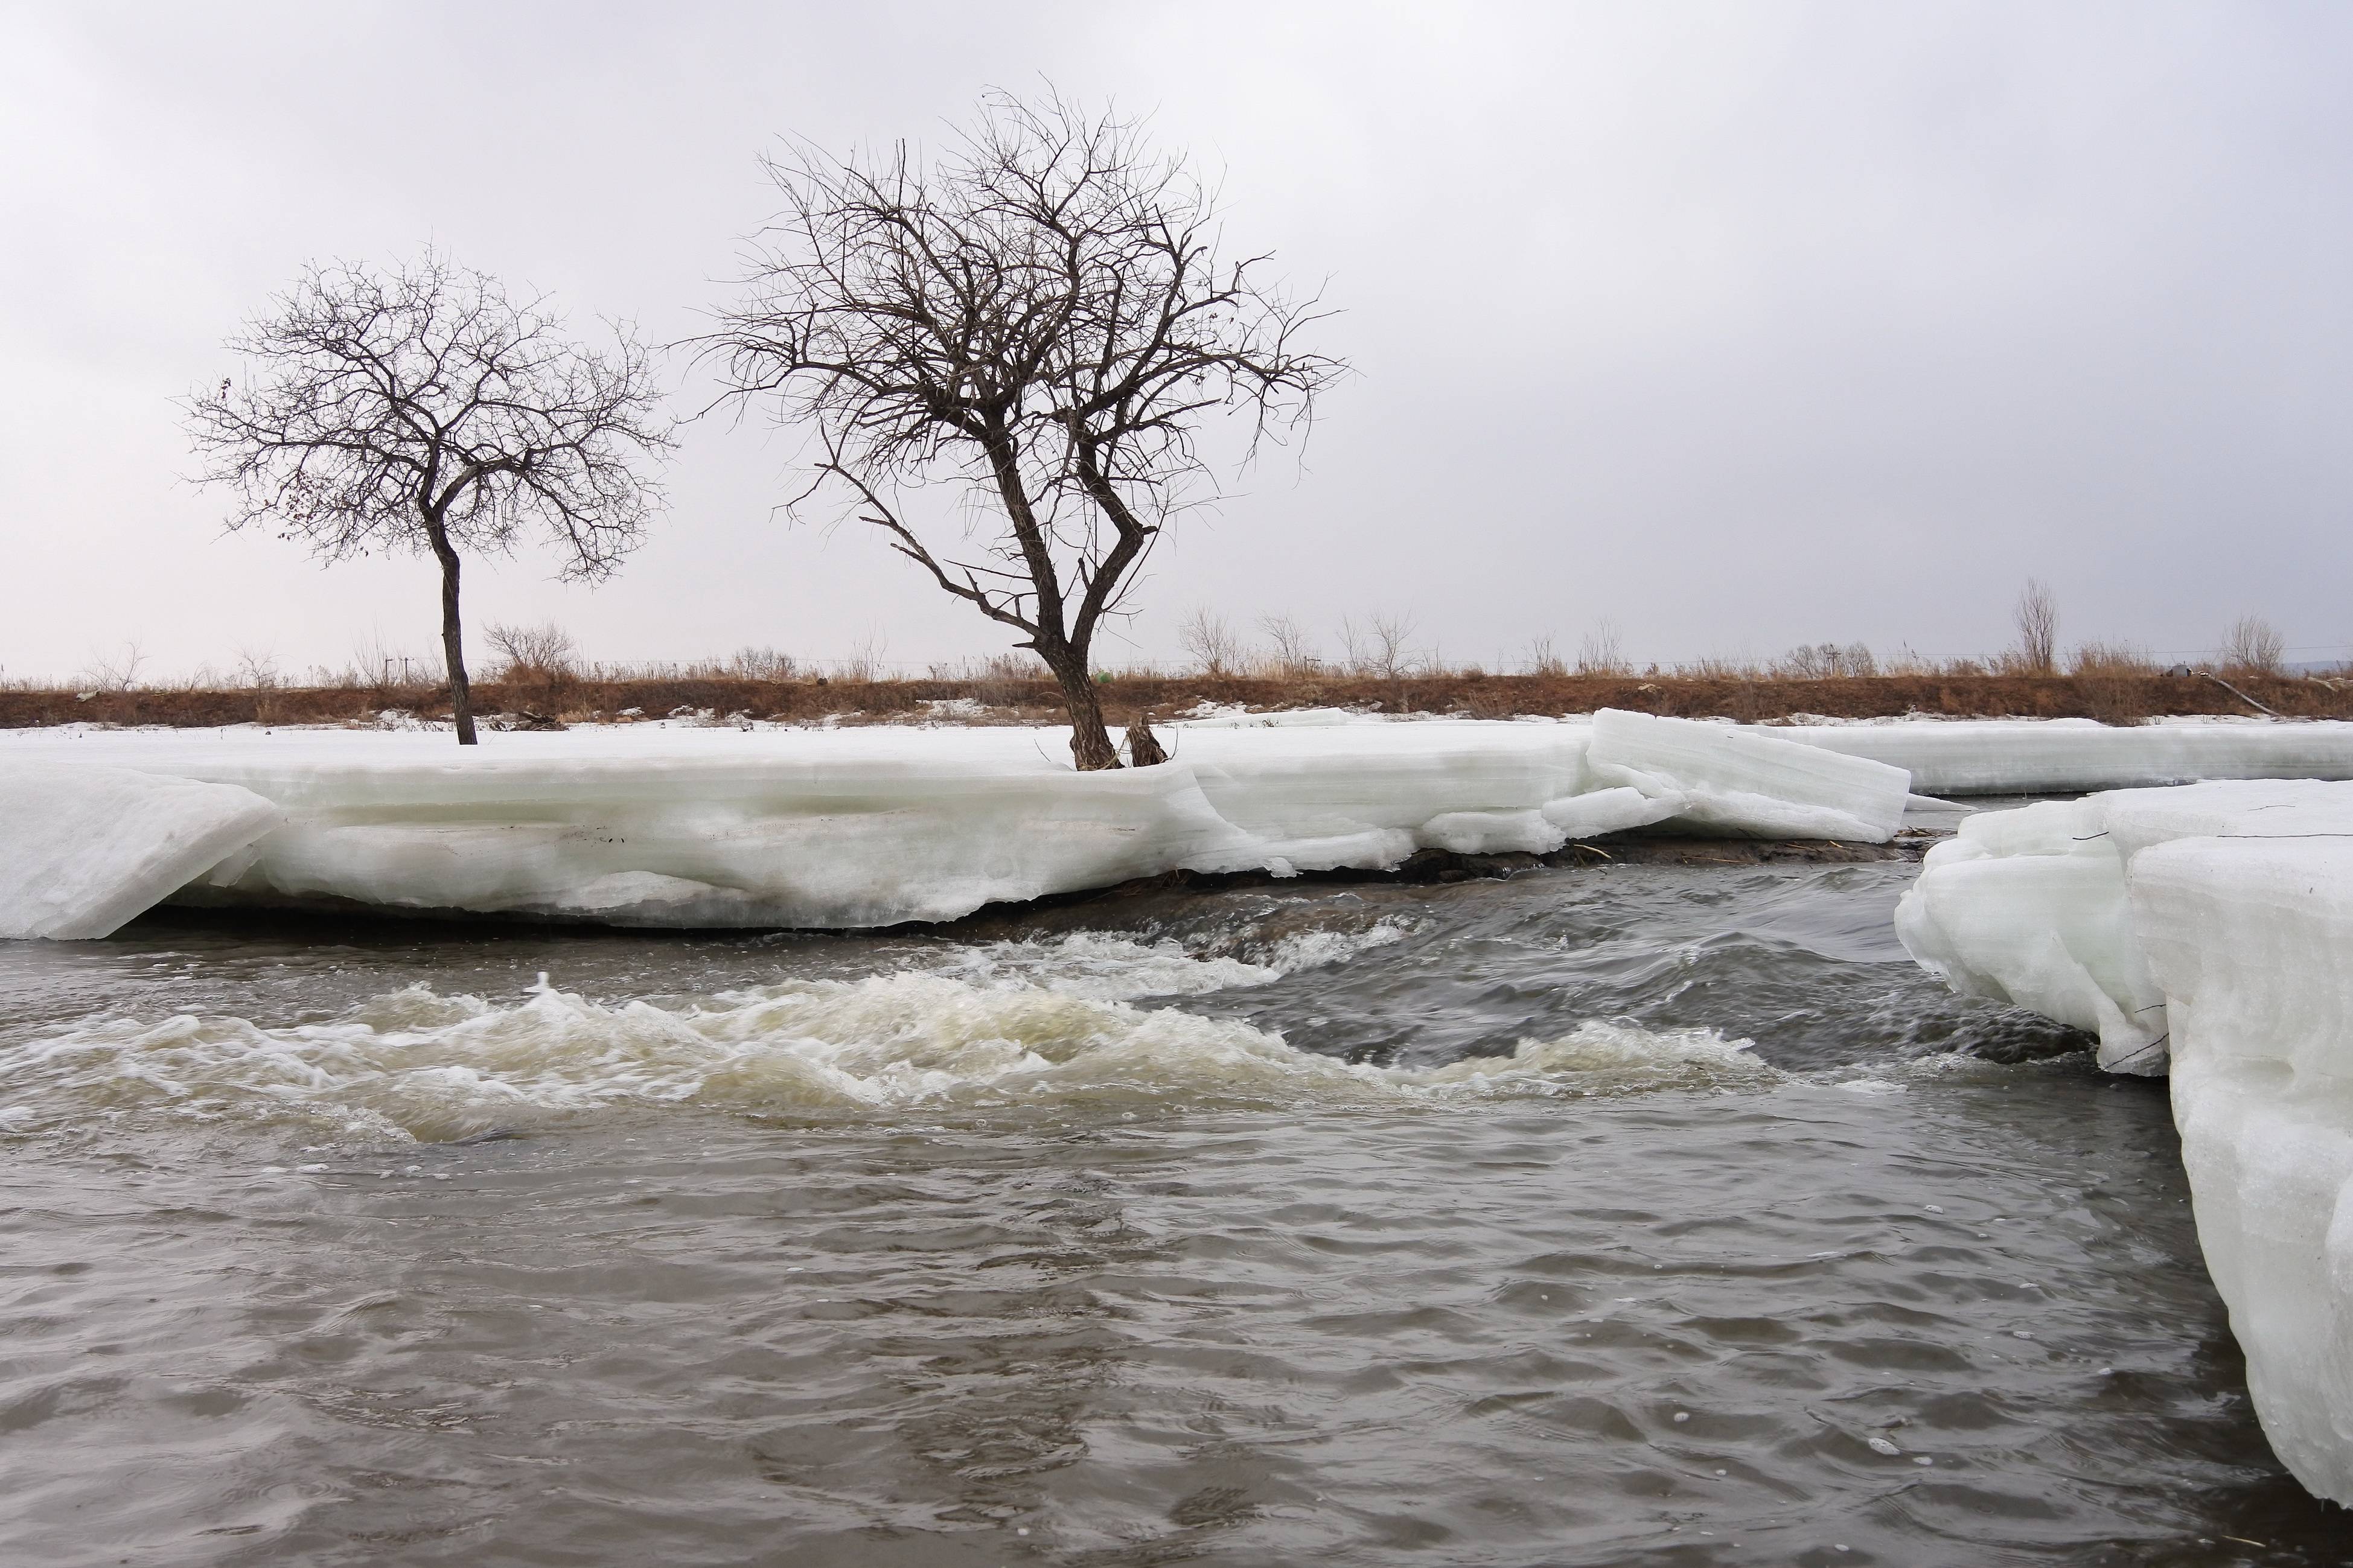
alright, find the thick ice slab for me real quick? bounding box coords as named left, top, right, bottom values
left=1897, top=779, right=2353, bottom=1503
left=2133, top=831, right=2353, bottom=1504
left=0, top=762, right=280, bottom=940
left=1894, top=796, right=2166, bottom=1073
left=1589, top=709, right=1909, bottom=841
left=0, top=712, right=1903, bottom=934
left=1786, top=718, right=2353, bottom=796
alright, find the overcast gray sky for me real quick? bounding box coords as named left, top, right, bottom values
left=4, top=1, right=2348, bottom=681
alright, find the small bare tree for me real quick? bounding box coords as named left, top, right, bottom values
left=187, top=251, right=672, bottom=744
left=1258, top=613, right=1320, bottom=677
left=2013, top=579, right=2059, bottom=675
left=79, top=640, right=147, bottom=693
left=1780, top=642, right=1877, bottom=678
left=1341, top=609, right=1419, bottom=682
left=1575, top=621, right=1627, bottom=677
left=729, top=646, right=799, bottom=681
left=232, top=645, right=282, bottom=689
left=1178, top=608, right=1242, bottom=677
left=484, top=621, right=581, bottom=680
left=2220, top=614, right=2286, bottom=675
left=710, top=91, right=1344, bottom=768
left=840, top=630, right=892, bottom=683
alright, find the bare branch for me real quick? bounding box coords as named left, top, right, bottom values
left=706, top=89, right=1346, bottom=766
left=185, top=249, right=675, bottom=742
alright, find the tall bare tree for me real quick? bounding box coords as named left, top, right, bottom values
left=188, top=250, right=672, bottom=744
left=2012, top=578, right=2059, bottom=675
left=710, top=91, right=1344, bottom=768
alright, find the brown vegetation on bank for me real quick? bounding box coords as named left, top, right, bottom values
left=8, top=668, right=2352, bottom=731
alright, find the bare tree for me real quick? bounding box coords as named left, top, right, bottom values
left=1525, top=635, right=1567, bottom=678
left=1258, top=613, right=1320, bottom=677
left=1778, top=642, right=1877, bottom=678
left=232, top=645, right=282, bottom=689
left=1341, top=609, right=1420, bottom=682
left=1178, top=608, right=1242, bottom=677
left=709, top=90, right=1344, bottom=768
left=729, top=646, right=799, bottom=681
left=484, top=621, right=581, bottom=680
left=2220, top=613, right=2286, bottom=675
left=79, top=640, right=147, bottom=693
left=187, top=250, right=672, bottom=744
left=2013, top=579, right=2059, bottom=675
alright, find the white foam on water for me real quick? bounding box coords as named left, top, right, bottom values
left=918, top=932, right=1286, bottom=999
left=0, top=966, right=1771, bottom=1144
left=908, top=920, right=1410, bottom=1001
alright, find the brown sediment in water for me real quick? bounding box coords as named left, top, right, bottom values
left=5, top=671, right=2347, bottom=730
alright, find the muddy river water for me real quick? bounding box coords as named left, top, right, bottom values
left=0, top=856, right=2342, bottom=1565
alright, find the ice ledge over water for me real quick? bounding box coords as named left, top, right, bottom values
left=0, top=763, right=281, bottom=939
left=0, top=712, right=1906, bottom=939
left=1784, top=716, right=2353, bottom=796
left=1897, top=780, right=2353, bottom=1504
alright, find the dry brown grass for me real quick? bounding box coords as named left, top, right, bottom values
left=8, top=668, right=2352, bottom=731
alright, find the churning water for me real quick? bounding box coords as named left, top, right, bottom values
left=0, top=862, right=2340, bottom=1564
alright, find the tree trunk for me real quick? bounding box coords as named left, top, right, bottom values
left=428, top=527, right=477, bottom=746
left=1038, top=644, right=1119, bottom=770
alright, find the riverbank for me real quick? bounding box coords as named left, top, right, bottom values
left=7, top=667, right=2349, bottom=731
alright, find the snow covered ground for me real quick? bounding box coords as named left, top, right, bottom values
left=1897, top=780, right=2353, bottom=1504
left=0, top=711, right=1908, bottom=938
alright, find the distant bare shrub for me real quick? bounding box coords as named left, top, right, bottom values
left=837, top=631, right=890, bottom=683
left=2220, top=614, right=2285, bottom=675
left=2069, top=641, right=2157, bottom=676
left=1524, top=636, right=1568, bottom=678
left=972, top=651, right=1042, bottom=706
left=1778, top=642, right=1876, bottom=678
left=1256, top=613, right=1320, bottom=677
left=729, top=645, right=798, bottom=681
left=350, top=629, right=432, bottom=696
left=485, top=622, right=581, bottom=681
left=1342, top=610, right=1420, bottom=681
left=1178, top=608, right=1242, bottom=677
left=2011, top=579, right=2058, bottom=675
left=231, top=646, right=282, bottom=689
left=1678, top=654, right=1758, bottom=680
left=79, top=640, right=147, bottom=692
left=1574, top=621, right=1627, bottom=677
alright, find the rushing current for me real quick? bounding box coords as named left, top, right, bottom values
left=0, top=853, right=2340, bottom=1566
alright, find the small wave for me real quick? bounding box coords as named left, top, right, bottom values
left=915, top=932, right=1283, bottom=999
left=0, top=966, right=1769, bottom=1144
left=915, top=923, right=1412, bottom=1001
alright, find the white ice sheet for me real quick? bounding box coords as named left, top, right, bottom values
left=0, top=712, right=1904, bottom=934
